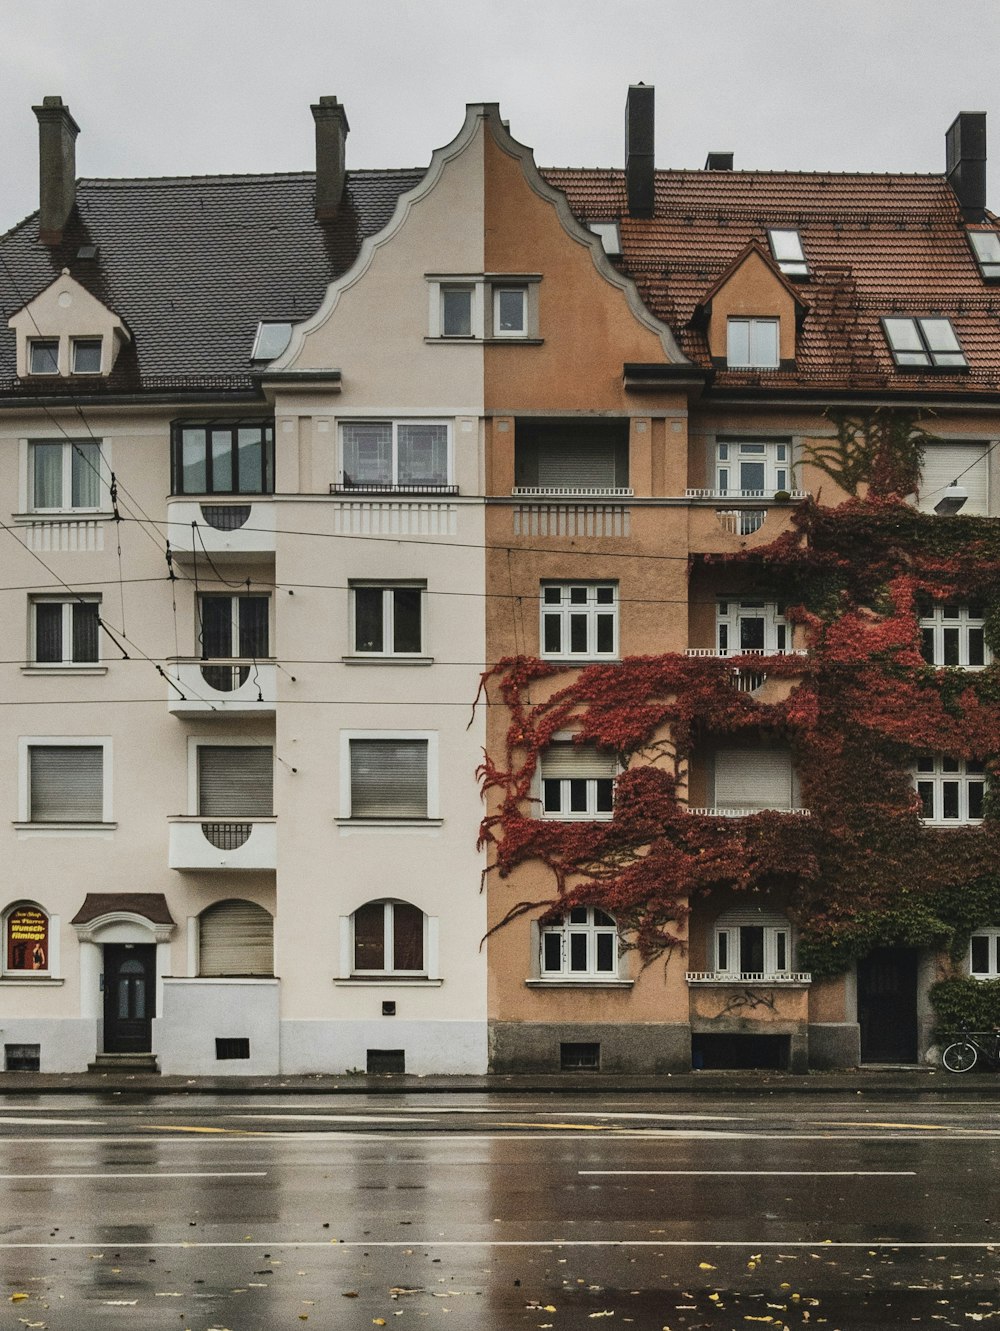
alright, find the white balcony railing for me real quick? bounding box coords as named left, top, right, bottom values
left=165, top=500, right=276, bottom=561
left=686, top=970, right=812, bottom=985
left=685, top=807, right=811, bottom=818
left=512, top=486, right=634, bottom=498
left=686, top=489, right=810, bottom=501
left=685, top=648, right=808, bottom=658
left=165, top=661, right=276, bottom=717
left=716, top=508, right=767, bottom=536
left=168, top=817, right=276, bottom=871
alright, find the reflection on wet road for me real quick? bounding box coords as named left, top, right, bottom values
left=0, top=1092, right=997, bottom=1328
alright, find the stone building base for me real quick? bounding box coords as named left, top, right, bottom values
left=489, top=1021, right=692, bottom=1074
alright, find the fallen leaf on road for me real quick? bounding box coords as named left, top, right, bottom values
left=10, top=1295, right=29, bottom=1303
left=699, top=1263, right=716, bottom=1270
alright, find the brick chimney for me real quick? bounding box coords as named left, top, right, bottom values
left=32, top=96, right=80, bottom=245
left=946, top=111, right=987, bottom=220
left=625, top=84, right=655, bottom=218
left=311, top=95, right=350, bottom=220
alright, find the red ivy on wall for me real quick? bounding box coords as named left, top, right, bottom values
left=478, top=498, right=1000, bottom=969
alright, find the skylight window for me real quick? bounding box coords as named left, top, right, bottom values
left=968, top=230, right=1000, bottom=281
left=589, top=221, right=622, bottom=258
left=768, top=229, right=808, bottom=278
left=882, top=317, right=968, bottom=370
left=250, top=321, right=293, bottom=362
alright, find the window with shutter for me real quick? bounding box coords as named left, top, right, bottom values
left=198, top=899, right=273, bottom=976
left=713, top=749, right=797, bottom=813
left=917, top=443, right=989, bottom=516
left=514, top=421, right=629, bottom=493
left=349, top=739, right=428, bottom=818
left=197, top=746, right=273, bottom=817
left=539, top=742, right=616, bottom=819
left=29, top=745, right=104, bottom=822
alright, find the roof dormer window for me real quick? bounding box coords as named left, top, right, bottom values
left=29, top=340, right=59, bottom=375
left=71, top=338, right=102, bottom=374
left=767, top=229, right=809, bottom=278
left=882, top=317, right=968, bottom=369
left=727, top=317, right=779, bottom=369
left=967, top=230, right=1000, bottom=282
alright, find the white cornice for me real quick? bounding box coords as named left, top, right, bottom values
left=72, top=911, right=175, bottom=944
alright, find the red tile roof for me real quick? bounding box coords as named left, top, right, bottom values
left=543, top=168, right=1000, bottom=395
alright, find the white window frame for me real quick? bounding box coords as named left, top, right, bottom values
left=968, top=230, right=1000, bottom=281
left=539, top=907, right=619, bottom=979
left=28, top=339, right=60, bottom=375
left=716, top=598, right=788, bottom=655
left=427, top=275, right=539, bottom=341
left=714, top=917, right=792, bottom=980
left=492, top=286, right=528, bottom=337
left=350, top=899, right=428, bottom=977
left=349, top=581, right=425, bottom=658
left=970, top=928, right=1000, bottom=979
left=339, top=730, right=440, bottom=822
left=767, top=229, right=809, bottom=278
left=22, top=437, right=110, bottom=515
left=29, top=595, right=101, bottom=667
left=915, top=755, right=985, bottom=825
left=726, top=317, right=780, bottom=369
left=337, top=419, right=453, bottom=489
left=186, top=736, right=274, bottom=817
left=540, top=582, right=618, bottom=660
left=1, top=900, right=60, bottom=978
left=197, top=592, right=271, bottom=660
left=538, top=738, right=616, bottom=821
left=18, top=736, right=113, bottom=826
left=919, top=601, right=990, bottom=669
left=70, top=337, right=104, bottom=375
left=882, top=316, right=968, bottom=369
left=715, top=439, right=790, bottom=497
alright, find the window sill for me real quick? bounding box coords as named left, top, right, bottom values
left=21, top=665, right=108, bottom=676
left=0, top=976, right=64, bottom=986
left=341, top=656, right=434, bottom=667
left=334, top=976, right=443, bottom=987
left=538, top=815, right=614, bottom=823
left=425, top=336, right=544, bottom=346
left=524, top=978, right=633, bottom=989
left=335, top=818, right=443, bottom=830
left=920, top=820, right=984, bottom=828
left=540, top=656, right=620, bottom=666
left=14, top=821, right=117, bottom=836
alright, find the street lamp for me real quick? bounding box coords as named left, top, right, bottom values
left=934, top=482, right=968, bottom=516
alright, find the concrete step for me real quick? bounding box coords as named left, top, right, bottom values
left=87, top=1054, right=159, bottom=1073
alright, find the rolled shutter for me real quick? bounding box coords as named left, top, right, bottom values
left=30, top=746, right=103, bottom=821
left=540, top=742, right=617, bottom=781
left=350, top=740, right=427, bottom=818
left=199, top=899, right=273, bottom=976
left=198, top=746, right=273, bottom=817
left=918, top=444, right=989, bottom=516
left=537, top=434, right=618, bottom=488
left=714, top=749, right=794, bottom=811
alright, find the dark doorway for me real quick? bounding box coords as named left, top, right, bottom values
left=103, top=944, right=156, bottom=1053
left=857, top=947, right=918, bottom=1063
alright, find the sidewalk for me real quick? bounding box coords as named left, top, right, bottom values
left=0, top=1067, right=996, bottom=1095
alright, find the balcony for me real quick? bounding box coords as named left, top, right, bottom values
left=686, top=970, right=811, bottom=985
left=165, top=500, right=275, bottom=562
left=165, top=661, right=276, bottom=717
left=168, top=817, right=276, bottom=871
left=511, top=485, right=634, bottom=498
left=685, top=807, right=811, bottom=818
left=686, top=488, right=809, bottom=502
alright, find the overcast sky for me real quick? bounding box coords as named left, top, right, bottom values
left=3, top=0, right=1000, bottom=233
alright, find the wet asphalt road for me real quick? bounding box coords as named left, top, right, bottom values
left=0, top=1092, right=998, bottom=1329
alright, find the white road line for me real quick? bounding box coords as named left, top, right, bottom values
left=0, top=1239, right=994, bottom=1251
left=1, top=1131, right=998, bottom=1144
left=226, top=1114, right=438, bottom=1124
left=0, top=1117, right=105, bottom=1126
left=579, top=1169, right=917, bottom=1177
left=0, top=1171, right=267, bottom=1180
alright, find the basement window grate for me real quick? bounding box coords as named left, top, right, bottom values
left=5, top=1043, right=40, bottom=1072
left=367, top=1048, right=405, bottom=1075
left=560, top=1041, right=600, bottom=1071
left=215, top=1037, right=250, bottom=1061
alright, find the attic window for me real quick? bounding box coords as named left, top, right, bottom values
left=251, top=321, right=293, bottom=361
left=882, top=317, right=968, bottom=370
left=727, top=318, right=779, bottom=369
left=76, top=245, right=98, bottom=261
left=29, top=340, right=59, bottom=375
left=590, top=222, right=622, bottom=258
left=967, top=230, right=1000, bottom=281
left=72, top=339, right=102, bottom=374
left=767, top=229, right=809, bottom=278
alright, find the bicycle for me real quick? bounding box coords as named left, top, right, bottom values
left=941, top=1030, right=1000, bottom=1073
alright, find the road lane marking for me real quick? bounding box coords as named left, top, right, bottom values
left=809, top=1120, right=950, bottom=1131
left=0, top=1171, right=267, bottom=1179
left=496, top=1122, right=607, bottom=1130
left=146, top=1125, right=268, bottom=1135
left=4, top=1130, right=1000, bottom=1144
left=228, top=1114, right=438, bottom=1124
left=0, top=1239, right=995, bottom=1251
left=0, top=1117, right=105, bottom=1126
left=579, top=1169, right=917, bottom=1177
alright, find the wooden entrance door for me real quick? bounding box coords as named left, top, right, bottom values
left=103, top=944, right=156, bottom=1053
left=857, top=947, right=918, bottom=1063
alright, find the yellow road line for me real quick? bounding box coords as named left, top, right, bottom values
left=810, top=1120, right=950, bottom=1131
left=495, top=1122, right=607, bottom=1131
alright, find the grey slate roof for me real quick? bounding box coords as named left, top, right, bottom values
left=0, top=169, right=423, bottom=391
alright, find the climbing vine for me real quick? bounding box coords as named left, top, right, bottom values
left=479, top=488, right=1000, bottom=977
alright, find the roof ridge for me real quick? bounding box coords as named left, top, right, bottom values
left=76, top=166, right=425, bottom=188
